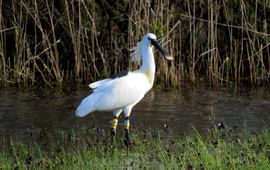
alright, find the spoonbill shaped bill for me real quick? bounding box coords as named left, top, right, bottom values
left=75, top=33, right=173, bottom=142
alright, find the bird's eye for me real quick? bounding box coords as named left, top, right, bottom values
left=148, top=37, right=151, bottom=41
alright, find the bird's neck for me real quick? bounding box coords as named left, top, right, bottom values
left=139, top=45, right=156, bottom=86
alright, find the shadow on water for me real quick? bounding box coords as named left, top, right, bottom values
left=0, top=86, right=269, bottom=138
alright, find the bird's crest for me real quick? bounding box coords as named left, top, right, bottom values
left=129, top=41, right=142, bottom=65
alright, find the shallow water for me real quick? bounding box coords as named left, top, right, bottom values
left=0, top=86, right=270, bottom=138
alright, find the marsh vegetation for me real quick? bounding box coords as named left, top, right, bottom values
left=0, top=124, right=270, bottom=169
left=1, top=1, right=270, bottom=168
left=0, top=0, right=269, bottom=87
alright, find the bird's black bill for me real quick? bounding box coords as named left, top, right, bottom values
left=150, top=39, right=174, bottom=61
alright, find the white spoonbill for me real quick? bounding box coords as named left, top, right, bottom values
left=75, top=33, right=173, bottom=142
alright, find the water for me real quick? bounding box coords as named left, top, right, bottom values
left=0, top=86, right=270, bottom=138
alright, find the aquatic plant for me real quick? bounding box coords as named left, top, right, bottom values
left=0, top=0, right=269, bottom=87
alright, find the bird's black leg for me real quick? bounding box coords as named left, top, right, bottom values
left=111, top=116, right=118, bottom=138
left=124, top=117, right=131, bottom=142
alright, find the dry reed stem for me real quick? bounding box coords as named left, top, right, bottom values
left=0, top=0, right=269, bottom=87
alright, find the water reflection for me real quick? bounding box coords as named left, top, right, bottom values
left=0, top=86, right=269, bottom=138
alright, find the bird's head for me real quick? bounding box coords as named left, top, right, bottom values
left=130, top=33, right=173, bottom=65
left=143, top=33, right=174, bottom=61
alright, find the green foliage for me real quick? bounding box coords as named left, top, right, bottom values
left=0, top=126, right=270, bottom=169
left=150, top=21, right=166, bottom=39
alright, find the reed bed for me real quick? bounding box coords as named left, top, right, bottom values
left=0, top=0, right=269, bottom=87
left=0, top=124, right=270, bottom=169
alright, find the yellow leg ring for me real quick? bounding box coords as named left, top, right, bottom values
left=111, top=118, right=118, bottom=129
left=111, top=119, right=118, bottom=124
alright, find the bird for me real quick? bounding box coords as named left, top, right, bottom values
left=75, top=33, right=173, bottom=142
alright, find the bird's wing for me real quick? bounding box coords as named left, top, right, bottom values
left=92, top=72, right=151, bottom=111
left=89, top=79, right=112, bottom=89
left=89, top=70, right=130, bottom=89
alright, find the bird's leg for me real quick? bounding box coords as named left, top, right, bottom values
left=111, top=116, right=118, bottom=137
left=111, top=109, right=122, bottom=141
left=124, top=117, right=131, bottom=142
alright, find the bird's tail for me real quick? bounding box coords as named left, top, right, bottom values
left=75, top=94, right=96, bottom=117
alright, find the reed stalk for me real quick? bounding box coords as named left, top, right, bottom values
left=0, top=0, right=269, bottom=87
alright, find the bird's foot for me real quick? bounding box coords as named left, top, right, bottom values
left=124, top=129, right=135, bottom=147
left=111, top=128, right=117, bottom=142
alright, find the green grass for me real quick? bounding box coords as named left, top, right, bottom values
left=0, top=125, right=270, bottom=169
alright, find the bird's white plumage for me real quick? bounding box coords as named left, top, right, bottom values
left=75, top=33, right=158, bottom=118
left=130, top=42, right=142, bottom=65
left=89, top=78, right=112, bottom=89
